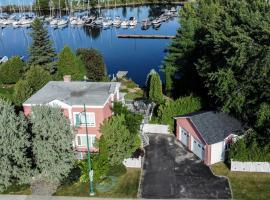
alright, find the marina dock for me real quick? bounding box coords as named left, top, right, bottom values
left=117, top=34, right=176, bottom=39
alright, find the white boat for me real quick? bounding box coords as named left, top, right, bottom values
left=170, top=7, right=177, bottom=13
left=50, top=19, right=58, bottom=26
left=141, top=19, right=151, bottom=30
left=152, top=18, right=162, bottom=25
left=129, top=17, right=137, bottom=26
left=12, top=20, right=20, bottom=27
left=2, top=18, right=15, bottom=25
left=45, top=16, right=54, bottom=22
left=20, top=18, right=33, bottom=25
left=102, top=20, right=111, bottom=27
left=121, top=20, right=129, bottom=28
left=94, top=17, right=103, bottom=26
left=77, top=18, right=85, bottom=25
left=70, top=19, right=77, bottom=25
left=113, top=16, right=121, bottom=26
left=0, top=56, right=8, bottom=63
left=57, top=19, right=68, bottom=26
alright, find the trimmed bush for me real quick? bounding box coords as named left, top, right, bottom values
left=156, top=96, right=202, bottom=128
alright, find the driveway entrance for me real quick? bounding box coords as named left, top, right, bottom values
left=140, top=134, right=232, bottom=199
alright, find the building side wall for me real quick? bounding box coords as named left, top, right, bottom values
left=210, top=141, right=225, bottom=165
left=176, top=118, right=212, bottom=165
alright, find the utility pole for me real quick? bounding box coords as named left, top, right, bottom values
left=82, top=104, right=95, bottom=196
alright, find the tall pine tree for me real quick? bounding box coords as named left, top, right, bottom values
left=29, top=18, right=56, bottom=69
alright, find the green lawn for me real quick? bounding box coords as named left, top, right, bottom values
left=125, top=90, right=144, bottom=101
left=1, top=184, right=31, bottom=195
left=211, top=163, right=270, bottom=200
left=54, top=168, right=141, bottom=198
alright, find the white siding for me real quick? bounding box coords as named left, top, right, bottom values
left=190, top=136, right=194, bottom=151
left=210, top=141, right=225, bottom=164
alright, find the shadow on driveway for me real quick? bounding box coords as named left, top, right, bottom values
left=140, top=134, right=232, bottom=199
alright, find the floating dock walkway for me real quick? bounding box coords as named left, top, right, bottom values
left=117, top=34, right=176, bottom=39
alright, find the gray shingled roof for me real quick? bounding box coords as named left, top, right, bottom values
left=175, top=111, right=243, bottom=144
left=24, top=81, right=120, bottom=106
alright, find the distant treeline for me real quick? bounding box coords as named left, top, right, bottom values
left=1, top=0, right=185, bottom=12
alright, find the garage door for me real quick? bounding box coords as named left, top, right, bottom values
left=180, top=128, right=189, bottom=146
left=193, top=139, right=205, bottom=160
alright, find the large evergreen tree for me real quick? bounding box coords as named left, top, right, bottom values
left=56, top=46, right=86, bottom=81
left=0, top=99, right=31, bottom=192
left=76, top=48, right=107, bottom=81
left=31, top=106, right=75, bottom=183
left=164, top=0, right=270, bottom=141
left=29, top=18, right=56, bottom=68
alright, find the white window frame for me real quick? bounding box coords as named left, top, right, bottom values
left=73, top=112, right=96, bottom=127
left=75, top=134, right=96, bottom=148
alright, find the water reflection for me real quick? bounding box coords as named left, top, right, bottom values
left=0, top=5, right=180, bottom=85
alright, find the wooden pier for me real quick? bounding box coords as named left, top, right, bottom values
left=117, top=34, right=176, bottom=39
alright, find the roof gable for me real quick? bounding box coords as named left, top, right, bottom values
left=23, top=81, right=121, bottom=107
left=176, top=111, right=243, bottom=144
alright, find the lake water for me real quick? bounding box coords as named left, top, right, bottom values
left=0, top=5, right=180, bottom=85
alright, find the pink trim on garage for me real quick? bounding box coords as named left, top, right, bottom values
left=176, top=118, right=212, bottom=165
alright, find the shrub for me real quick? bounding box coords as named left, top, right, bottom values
left=78, top=136, right=110, bottom=183
left=0, top=56, right=25, bottom=84
left=156, top=96, right=202, bottom=128
left=13, top=80, right=33, bottom=105
left=229, top=129, right=270, bottom=162
left=25, top=65, right=51, bottom=92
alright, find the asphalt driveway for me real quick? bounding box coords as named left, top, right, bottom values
left=140, top=134, right=232, bottom=199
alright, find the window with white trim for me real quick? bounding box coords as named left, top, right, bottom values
left=76, top=135, right=96, bottom=148
left=74, top=112, right=96, bottom=127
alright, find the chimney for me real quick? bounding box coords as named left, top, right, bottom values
left=63, top=75, right=71, bottom=82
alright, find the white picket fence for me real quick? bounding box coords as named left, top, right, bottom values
left=123, top=157, right=142, bottom=168
left=231, top=160, right=270, bottom=173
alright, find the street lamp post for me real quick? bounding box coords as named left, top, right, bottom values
left=81, top=104, right=95, bottom=196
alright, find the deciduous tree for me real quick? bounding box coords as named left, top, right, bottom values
left=56, top=46, right=86, bottom=81
left=0, top=56, right=25, bottom=84
left=100, top=114, right=140, bottom=166
left=13, top=80, right=33, bottom=105
left=76, top=48, right=107, bottom=81
left=25, top=65, right=51, bottom=93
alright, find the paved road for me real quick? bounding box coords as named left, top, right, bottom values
left=140, top=134, right=232, bottom=199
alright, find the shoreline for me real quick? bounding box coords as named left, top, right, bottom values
left=1, top=1, right=185, bottom=13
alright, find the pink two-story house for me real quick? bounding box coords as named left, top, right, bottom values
left=23, top=76, right=121, bottom=159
